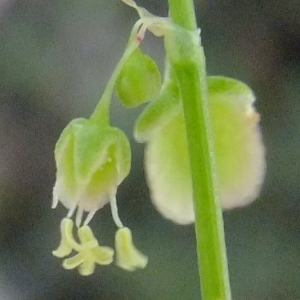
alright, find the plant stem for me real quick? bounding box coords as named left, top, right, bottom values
left=168, top=0, right=197, bottom=30
left=167, top=1, right=232, bottom=299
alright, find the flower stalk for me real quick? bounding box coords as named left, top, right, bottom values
left=167, top=0, right=232, bottom=299
left=90, top=20, right=143, bottom=124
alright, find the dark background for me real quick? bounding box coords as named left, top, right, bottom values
left=0, top=0, right=299, bottom=299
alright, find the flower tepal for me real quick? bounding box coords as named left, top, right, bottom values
left=52, top=117, right=130, bottom=226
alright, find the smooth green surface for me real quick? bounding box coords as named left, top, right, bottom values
left=168, top=0, right=197, bottom=31
left=167, top=1, right=231, bottom=299
left=116, top=48, right=161, bottom=108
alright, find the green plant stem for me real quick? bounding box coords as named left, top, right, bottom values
left=168, top=0, right=197, bottom=30
left=167, top=1, right=232, bottom=299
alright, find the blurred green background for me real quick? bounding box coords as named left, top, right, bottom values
left=0, top=0, right=299, bottom=299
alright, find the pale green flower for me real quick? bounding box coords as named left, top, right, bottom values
left=52, top=118, right=147, bottom=274
left=135, top=76, right=266, bottom=224
left=52, top=118, right=130, bottom=227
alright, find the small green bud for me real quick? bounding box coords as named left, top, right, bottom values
left=116, top=48, right=161, bottom=108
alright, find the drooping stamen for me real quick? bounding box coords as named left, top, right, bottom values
left=84, top=210, right=96, bottom=226
left=63, top=218, right=98, bottom=251
left=67, top=204, right=77, bottom=219
left=115, top=226, right=148, bottom=271
left=52, top=186, right=59, bottom=209
left=110, top=192, right=124, bottom=228
left=76, top=205, right=84, bottom=227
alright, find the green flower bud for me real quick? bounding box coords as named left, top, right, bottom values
left=142, top=76, right=266, bottom=224
left=116, top=48, right=161, bottom=108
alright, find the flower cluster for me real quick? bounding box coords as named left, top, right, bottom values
left=52, top=0, right=265, bottom=275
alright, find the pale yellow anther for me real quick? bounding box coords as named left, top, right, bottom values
left=53, top=218, right=114, bottom=276
left=52, top=218, right=77, bottom=258
left=115, top=227, right=148, bottom=271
